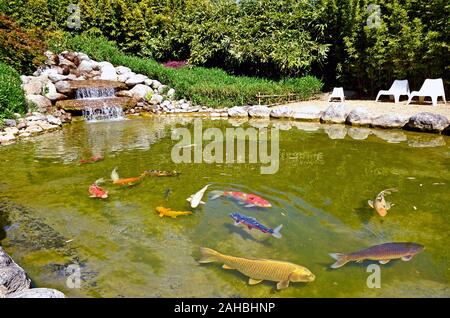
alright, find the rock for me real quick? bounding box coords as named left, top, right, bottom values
left=54, top=81, right=72, bottom=94
left=348, top=127, right=372, bottom=140
left=24, top=125, right=43, bottom=134
left=248, top=119, right=271, bottom=129
left=18, top=132, right=31, bottom=138
left=125, top=74, right=147, bottom=86
left=46, top=93, right=68, bottom=102
left=38, top=121, right=58, bottom=131
left=157, top=85, right=168, bottom=94
left=149, top=94, right=164, bottom=105
left=6, top=288, right=65, bottom=298
left=20, top=75, right=31, bottom=84
left=346, top=107, right=373, bottom=126
left=248, top=105, right=271, bottom=118
left=0, top=133, right=15, bottom=143
left=167, top=88, right=176, bottom=99
left=406, top=112, right=449, bottom=133
left=22, top=77, right=47, bottom=95
left=116, top=90, right=133, bottom=98
left=324, top=125, right=347, bottom=139
left=291, top=106, right=322, bottom=121
left=43, top=81, right=57, bottom=97
left=270, top=106, right=294, bottom=118
left=320, top=104, right=349, bottom=124
left=3, top=119, right=17, bottom=127
left=144, top=79, right=153, bottom=86
left=372, top=114, right=410, bottom=129
left=25, top=95, right=52, bottom=113
left=76, top=52, right=90, bottom=62
left=4, top=127, right=19, bottom=135
left=0, top=247, right=31, bottom=296
left=99, top=61, right=118, bottom=81
left=128, top=84, right=153, bottom=100
left=44, top=51, right=59, bottom=66
left=77, top=60, right=95, bottom=73
left=48, top=73, right=68, bottom=83
left=271, top=121, right=293, bottom=130
left=46, top=115, right=62, bottom=126
left=151, top=80, right=162, bottom=90
left=115, top=66, right=131, bottom=75
left=228, top=106, right=248, bottom=117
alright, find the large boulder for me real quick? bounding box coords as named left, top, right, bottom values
left=227, top=106, right=248, bottom=117
left=291, top=106, right=322, bottom=121
left=22, top=76, right=47, bottom=95
left=406, top=112, right=449, bottom=133
left=6, top=288, right=65, bottom=298
left=372, top=113, right=410, bottom=129
left=54, top=81, right=72, bottom=94
left=126, top=74, right=147, bottom=86
left=115, top=66, right=131, bottom=75
left=248, top=105, right=271, bottom=118
left=320, top=104, right=349, bottom=124
left=128, top=84, right=153, bottom=100
left=324, top=124, right=347, bottom=139
left=270, top=106, right=294, bottom=118
left=0, top=133, right=16, bottom=144
left=0, top=247, right=31, bottom=297
left=149, top=93, right=164, bottom=105
left=3, top=119, right=17, bottom=127
left=99, top=62, right=118, bottom=81
left=77, top=60, right=96, bottom=73
left=25, top=95, right=52, bottom=113
left=346, top=107, right=373, bottom=126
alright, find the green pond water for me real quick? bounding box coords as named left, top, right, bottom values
left=0, top=117, right=449, bottom=298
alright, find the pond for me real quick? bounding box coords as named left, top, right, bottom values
left=0, top=117, right=449, bottom=297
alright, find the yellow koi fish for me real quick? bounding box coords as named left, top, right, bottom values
left=156, top=206, right=192, bottom=218
left=198, top=247, right=315, bottom=289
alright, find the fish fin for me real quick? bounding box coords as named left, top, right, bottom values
left=272, top=224, right=283, bottom=239
left=95, top=178, right=105, bottom=185
left=368, top=200, right=374, bottom=208
left=111, top=167, right=119, bottom=182
left=198, top=247, right=222, bottom=264
left=276, top=280, right=290, bottom=290
left=356, top=260, right=364, bottom=263
left=401, top=255, right=413, bottom=261
left=200, top=200, right=206, bottom=205
left=386, top=201, right=392, bottom=209
left=379, top=259, right=390, bottom=265
left=209, top=191, right=224, bottom=200
left=222, top=264, right=234, bottom=270
left=249, top=278, right=263, bottom=285
left=233, top=221, right=241, bottom=226
left=159, top=214, right=164, bottom=217
left=186, top=197, right=192, bottom=202
left=244, top=204, right=255, bottom=208
left=329, top=253, right=349, bottom=269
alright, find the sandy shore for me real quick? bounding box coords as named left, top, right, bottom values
left=276, top=99, right=449, bottom=119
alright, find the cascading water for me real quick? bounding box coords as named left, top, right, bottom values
left=76, top=87, right=125, bottom=122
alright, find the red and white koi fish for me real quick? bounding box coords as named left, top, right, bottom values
left=210, top=191, right=272, bottom=208
left=89, top=178, right=108, bottom=199
left=79, top=155, right=103, bottom=164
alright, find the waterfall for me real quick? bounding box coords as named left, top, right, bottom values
left=76, top=87, right=125, bottom=122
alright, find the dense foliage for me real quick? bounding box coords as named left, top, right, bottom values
left=1, top=0, right=448, bottom=96
left=51, top=34, right=323, bottom=107
left=0, top=14, right=46, bottom=74
left=0, top=62, right=26, bottom=119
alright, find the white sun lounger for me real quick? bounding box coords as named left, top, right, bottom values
left=328, top=87, right=345, bottom=102
left=375, top=80, right=410, bottom=103
left=407, top=78, right=447, bottom=106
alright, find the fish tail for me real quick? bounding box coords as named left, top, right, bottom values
left=198, top=247, right=222, bottom=263
left=329, top=253, right=349, bottom=269
left=271, top=224, right=283, bottom=239
left=209, top=190, right=224, bottom=200
left=95, top=178, right=105, bottom=185
left=111, top=167, right=119, bottom=182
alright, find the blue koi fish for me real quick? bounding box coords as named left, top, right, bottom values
left=229, top=213, right=283, bottom=238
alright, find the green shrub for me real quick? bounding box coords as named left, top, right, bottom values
left=49, top=34, right=323, bottom=107
left=0, top=62, right=26, bottom=119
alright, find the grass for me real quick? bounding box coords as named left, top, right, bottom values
left=50, top=34, right=323, bottom=108
left=0, top=62, right=26, bottom=120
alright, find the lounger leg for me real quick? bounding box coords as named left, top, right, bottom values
left=394, top=95, right=400, bottom=104
left=375, top=93, right=381, bottom=102
left=431, top=96, right=437, bottom=106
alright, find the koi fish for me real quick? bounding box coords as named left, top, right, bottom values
left=89, top=178, right=108, bottom=199
left=79, top=155, right=103, bottom=164
left=198, top=247, right=315, bottom=289
left=229, top=213, right=282, bottom=238
left=156, top=206, right=192, bottom=218
left=329, top=242, right=424, bottom=269
left=210, top=191, right=272, bottom=208
left=144, top=170, right=180, bottom=177
left=368, top=188, right=398, bottom=217
left=187, top=185, right=210, bottom=208
left=111, top=167, right=145, bottom=186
